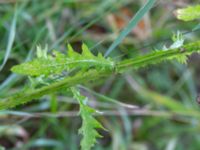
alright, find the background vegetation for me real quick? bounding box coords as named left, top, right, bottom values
left=0, top=0, right=200, bottom=149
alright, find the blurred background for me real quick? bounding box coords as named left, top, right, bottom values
left=0, top=0, right=200, bottom=149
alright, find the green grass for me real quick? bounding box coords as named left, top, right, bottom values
left=0, top=0, right=200, bottom=150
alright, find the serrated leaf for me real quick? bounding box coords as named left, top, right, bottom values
left=176, top=5, right=200, bottom=21
left=11, top=44, right=114, bottom=76
left=71, top=88, right=104, bottom=150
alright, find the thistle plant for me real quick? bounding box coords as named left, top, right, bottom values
left=0, top=39, right=200, bottom=149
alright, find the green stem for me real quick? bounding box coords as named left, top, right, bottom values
left=116, top=40, right=200, bottom=71
left=0, top=70, right=111, bottom=110
left=1, top=40, right=200, bottom=110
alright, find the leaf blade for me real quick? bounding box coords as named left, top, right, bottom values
left=11, top=44, right=114, bottom=76
left=0, top=7, right=18, bottom=71
left=104, top=0, right=156, bottom=57
left=176, top=5, right=200, bottom=21
left=71, top=88, right=104, bottom=150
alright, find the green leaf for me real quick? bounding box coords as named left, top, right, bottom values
left=176, top=5, right=200, bottom=21
left=11, top=44, right=114, bottom=76
left=105, top=0, right=156, bottom=56
left=0, top=6, right=18, bottom=71
left=163, top=32, right=186, bottom=64
left=36, top=45, right=48, bottom=59
left=71, top=88, right=104, bottom=150
left=192, top=23, right=200, bottom=31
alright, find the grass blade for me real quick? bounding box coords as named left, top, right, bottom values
left=104, top=0, right=156, bottom=57
left=0, top=8, right=18, bottom=71
left=192, top=23, right=200, bottom=31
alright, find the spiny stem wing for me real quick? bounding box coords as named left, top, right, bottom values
left=117, top=40, right=200, bottom=71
